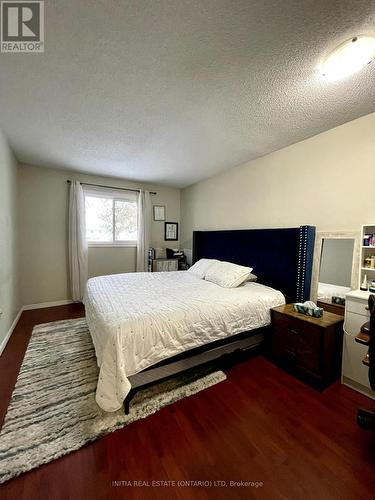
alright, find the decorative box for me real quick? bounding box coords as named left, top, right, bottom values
left=293, top=301, right=324, bottom=318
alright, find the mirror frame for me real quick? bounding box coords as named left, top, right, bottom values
left=310, top=231, right=360, bottom=303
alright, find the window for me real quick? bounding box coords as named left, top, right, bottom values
left=84, top=189, right=138, bottom=246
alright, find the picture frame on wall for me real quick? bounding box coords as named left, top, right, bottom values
left=153, top=205, right=166, bottom=221
left=165, top=222, right=178, bottom=241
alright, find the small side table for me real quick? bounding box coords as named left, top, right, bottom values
left=271, top=304, right=344, bottom=389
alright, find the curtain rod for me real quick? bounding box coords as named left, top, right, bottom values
left=66, top=180, right=156, bottom=195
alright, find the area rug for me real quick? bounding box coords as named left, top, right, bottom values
left=0, top=318, right=226, bottom=484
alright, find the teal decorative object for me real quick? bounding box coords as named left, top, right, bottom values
left=332, top=296, right=345, bottom=306
left=293, top=301, right=323, bottom=318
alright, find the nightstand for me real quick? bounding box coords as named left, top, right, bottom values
left=271, top=304, right=344, bottom=389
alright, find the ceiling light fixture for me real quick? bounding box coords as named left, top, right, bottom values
left=319, top=35, right=375, bottom=81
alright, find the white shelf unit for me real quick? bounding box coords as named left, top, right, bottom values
left=359, top=224, right=375, bottom=289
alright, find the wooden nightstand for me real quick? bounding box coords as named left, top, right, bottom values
left=271, top=304, right=344, bottom=389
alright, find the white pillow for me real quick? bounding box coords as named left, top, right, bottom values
left=205, top=261, right=253, bottom=288
left=246, top=273, right=258, bottom=282
left=187, top=258, right=220, bottom=279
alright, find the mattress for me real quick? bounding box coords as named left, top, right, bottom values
left=84, top=271, right=285, bottom=411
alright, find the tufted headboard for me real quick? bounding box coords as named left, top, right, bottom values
left=192, top=225, right=316, bottom=303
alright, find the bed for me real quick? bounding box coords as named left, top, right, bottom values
left=85, top=272, right=285, bottom=411
left=84, top=225, right=316, bottom=412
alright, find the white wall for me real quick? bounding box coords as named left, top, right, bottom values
left=0, top=132, right=20, bottom=351
left=13, top=112, right=375, bottom=307
left=18, top=164, right=181, bottom=305
left=181, top=112, right=375, bottom=248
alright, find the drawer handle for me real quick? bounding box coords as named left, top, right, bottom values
left=288, top=327, right=299, bottom=336
left=365, top=306, right=370, bottom=311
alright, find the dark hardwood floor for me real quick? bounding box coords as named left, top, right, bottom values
left=1, top=304, right=375, bottom=500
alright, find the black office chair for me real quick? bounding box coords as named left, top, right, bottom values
left=357, top=294, right=375, bottom=428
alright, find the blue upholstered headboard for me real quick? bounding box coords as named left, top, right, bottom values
left=192, top=225, right=315, bottom=303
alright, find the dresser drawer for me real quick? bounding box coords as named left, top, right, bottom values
left=346, top=298, right=370, bottom=318
left=152, top=259, right=178, bottom=272
left=342, top=332, right=371, bottom=389
left=168, top=260, right=178, bottom=271
left=273, top=316, right=321, bottom=374
left=344, top=311, right=368, bottom=337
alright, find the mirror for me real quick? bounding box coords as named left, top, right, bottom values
left=311, top=232, right=360, bottom=309
left=318, top=239, right=354, bottom=304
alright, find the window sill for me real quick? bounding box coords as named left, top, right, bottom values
left=88, top=242, right=137, bottom=248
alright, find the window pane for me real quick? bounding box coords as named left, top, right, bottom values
left=85, top=196, right=113, bottom=242
left=115, top=200, right=137, bottom=241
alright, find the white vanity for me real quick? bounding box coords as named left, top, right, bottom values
left=311, top=229, right=374, bottom=399
left=341, top=224, right=375, bottom=399
left=342, top=289, right=373, bottom=399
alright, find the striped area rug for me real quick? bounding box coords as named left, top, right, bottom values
left=0, top=318, right=226, bottom=484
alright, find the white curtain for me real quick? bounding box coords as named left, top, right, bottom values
left=68, top=181, right=88, bottom=301
left=136, top=190, right=151, bottom=272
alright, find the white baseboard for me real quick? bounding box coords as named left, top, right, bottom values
left=0, top=300, right=76, bottom=357
left=0, top=307, right=23, bottom=357
left=22, top=300, right=74, bottom=311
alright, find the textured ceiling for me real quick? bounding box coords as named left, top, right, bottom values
left=0, top=0, right=375, bottom=187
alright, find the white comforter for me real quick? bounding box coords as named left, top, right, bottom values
left=84, top=271, right=285, bottom=411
